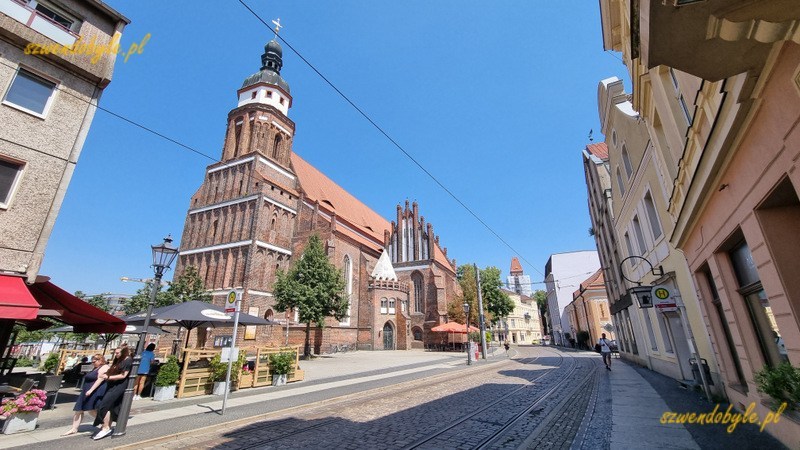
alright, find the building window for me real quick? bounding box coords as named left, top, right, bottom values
left=272, top=134, right=282, bottom=159
left=657, top=314, right=674, bottom=353
left=643, top=309, right=659, bottom=351
left=700, top=266, right=747, bottom=390
left=643, top=192, right=662, bottom=239
left=616, top=168, right=625, bottom=195
left=279, top=97, right=285, bottom=105
left=388, top=298, right=396, bottom=314
left=0, top=157, right=25, bottom=209
left=729, top=240, right=788, bottom=366
left=266, top=91, right=272, bottom=98
left=3, top=68, right=57, bottom=117
left=380, top=297, right=388, bottom=314
left=412, top=273, right=424, bottom=313
left=623, top=232, right=635, bottom=260
left=412, top=327, right=423, bottom=341
left=33, top=1, right=75, bottom=30
left=251, top=91, right=257, bottom=99
left=632, top=215, right=647, bottom=254
left=621, top=145, right=633, bottom=178
left=341, top=255, right=352, bottom=325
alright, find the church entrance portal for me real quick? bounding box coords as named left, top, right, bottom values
left=383, top=322, right=394, bottom=350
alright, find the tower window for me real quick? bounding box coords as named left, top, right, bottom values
left=279, top=97, right=285, bottom=105
left=266, top=91, right=272, bottom=98
left=251, top=92, right=257, bottom=99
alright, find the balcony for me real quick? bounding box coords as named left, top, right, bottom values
left=368, top=279, right=409, bottom=293
left=640, top=0, right=800, bottom=80
left=1, top=0, right=79, bottom=46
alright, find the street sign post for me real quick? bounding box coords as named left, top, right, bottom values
left=221, top=290, right=241, bottom=415
left=652, top=285, right=678, bottom=313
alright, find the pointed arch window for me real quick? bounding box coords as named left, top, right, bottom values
left=412, top=273, right=424, bottom=313
left=616, top=168, right=625, bottom=196
left=272, top=134, right=282, bottom=159
left=341, top=255, right=352, bottom=325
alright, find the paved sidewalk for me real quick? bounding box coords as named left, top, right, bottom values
left=1, top=347, right=507, bottom=448
left=608, top=359, right=700, bottom=450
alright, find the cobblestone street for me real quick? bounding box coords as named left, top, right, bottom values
left=131, top=347, right=605, bottom=450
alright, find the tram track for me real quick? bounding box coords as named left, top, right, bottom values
left=404, top=347, right=582, bottom=450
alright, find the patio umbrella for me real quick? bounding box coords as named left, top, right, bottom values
left=125, top=301, right=272, bottom=349
left=430, top=322, right=480, bottom=333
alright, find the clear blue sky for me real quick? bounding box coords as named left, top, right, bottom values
left=39, top=1, right=629, bottom=296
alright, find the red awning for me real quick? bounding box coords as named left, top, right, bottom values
left=27, top=281, right=126, bottom=333
left=0, top=275, right=39, bottom=320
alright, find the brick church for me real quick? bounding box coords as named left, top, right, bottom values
left=172, top=36, right=461, bottom=352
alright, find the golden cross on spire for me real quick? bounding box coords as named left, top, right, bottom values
left=272, top=18, right=282, bottom=37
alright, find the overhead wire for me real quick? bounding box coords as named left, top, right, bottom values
left=1, top=14, right=594, bottom=284
left=237, top=0, right=549, bottom=278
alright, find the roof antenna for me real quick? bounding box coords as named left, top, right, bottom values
left=588, top=129, right=594, bottom=142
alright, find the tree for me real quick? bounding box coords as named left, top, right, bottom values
left=450, top=265, right=513, bottom=326
left=88, top=295, right=110, bottom=313
left=123, top=265, right=210, bottom=315
left=481, top=267, right=514, bottom=321
left=273, top=234, right=348, bottom=357
left=533, top=289, right=549, bottom=336
left=164, top=265, right=212, bottom=304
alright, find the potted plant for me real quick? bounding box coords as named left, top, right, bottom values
left=153, top=356, right=180, bottom=402
left=239, top=365, right=254, bottom=389
left=754, top=362, right=800, bottom=411
left=269, top=352, right=295, bottom=386
left=1, top=389, right=47, bottom=434
left=209, top=351, right=245, bottom=395
left=41, top=353, right=59, bottom=374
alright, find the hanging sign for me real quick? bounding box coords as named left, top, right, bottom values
left=652, top=285, right=678, bottom=313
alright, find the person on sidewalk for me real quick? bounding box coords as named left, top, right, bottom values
left=61, top=354, right=109, bottom=436
left=134, top=343, right=156, bottom=400
left=92, top=346, right=132, bottom=440
left=598, top=333, right=612, bottom=370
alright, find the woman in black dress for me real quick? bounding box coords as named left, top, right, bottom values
left=61, top=354, right=109, bottom=436
left=92, top=346, right=132, bottom=440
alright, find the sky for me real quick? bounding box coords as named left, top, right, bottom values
left=39, top=1, right=630, bottom=296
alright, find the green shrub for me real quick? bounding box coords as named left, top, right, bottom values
left=269, top=352, right=295, bottom=375
left=209, top=350, right=246, bottom=382
left=155, top=356, right=180, bottom=387
left=754, top=362, right=800, bottom=409
left=42, top=353, right=59, bottom=374
left=15, top=356, right=34, bottom=368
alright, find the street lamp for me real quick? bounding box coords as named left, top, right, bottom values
left=115, top=235, right=179, bottom=436
left=462, top=301, right=471, bottom=366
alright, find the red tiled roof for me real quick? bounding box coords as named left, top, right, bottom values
left=433, top=244, right=454, bottom=272
left=510, top=257, right=523, bottom=275
left=586, top=143, right=609, bottom=160
left=291, top=153, right=390, bottom=251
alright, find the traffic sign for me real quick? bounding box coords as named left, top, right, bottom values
left=652, top=285, right=678, bottom=313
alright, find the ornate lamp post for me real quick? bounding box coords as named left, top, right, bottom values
left=114, top=236, right=179, bottom=436
left=462, top=301, right=471, bottom=366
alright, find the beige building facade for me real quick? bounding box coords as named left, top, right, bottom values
left=0, top=0, right=128, bottom=282
left=599, top=0, right=800, bottom=445
left=565, top=269, right=614, bottom=349
left=496, top=288, right=542, bottom=345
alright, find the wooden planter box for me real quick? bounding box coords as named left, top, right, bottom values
left=239, top=372, right=254, bottom=389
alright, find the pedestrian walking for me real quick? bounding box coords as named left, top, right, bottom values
left=134, top=343, right=156, bottom=400
left=92, top=346, right=132, bottom=440
left=503, top=341, right=510, bottom=352
left=61, top=354, right=109, bottom=436
left=598, top=333, right=612, bottom=370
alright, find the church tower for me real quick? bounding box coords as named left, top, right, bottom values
left=173, top=34, right=299, bottom=346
